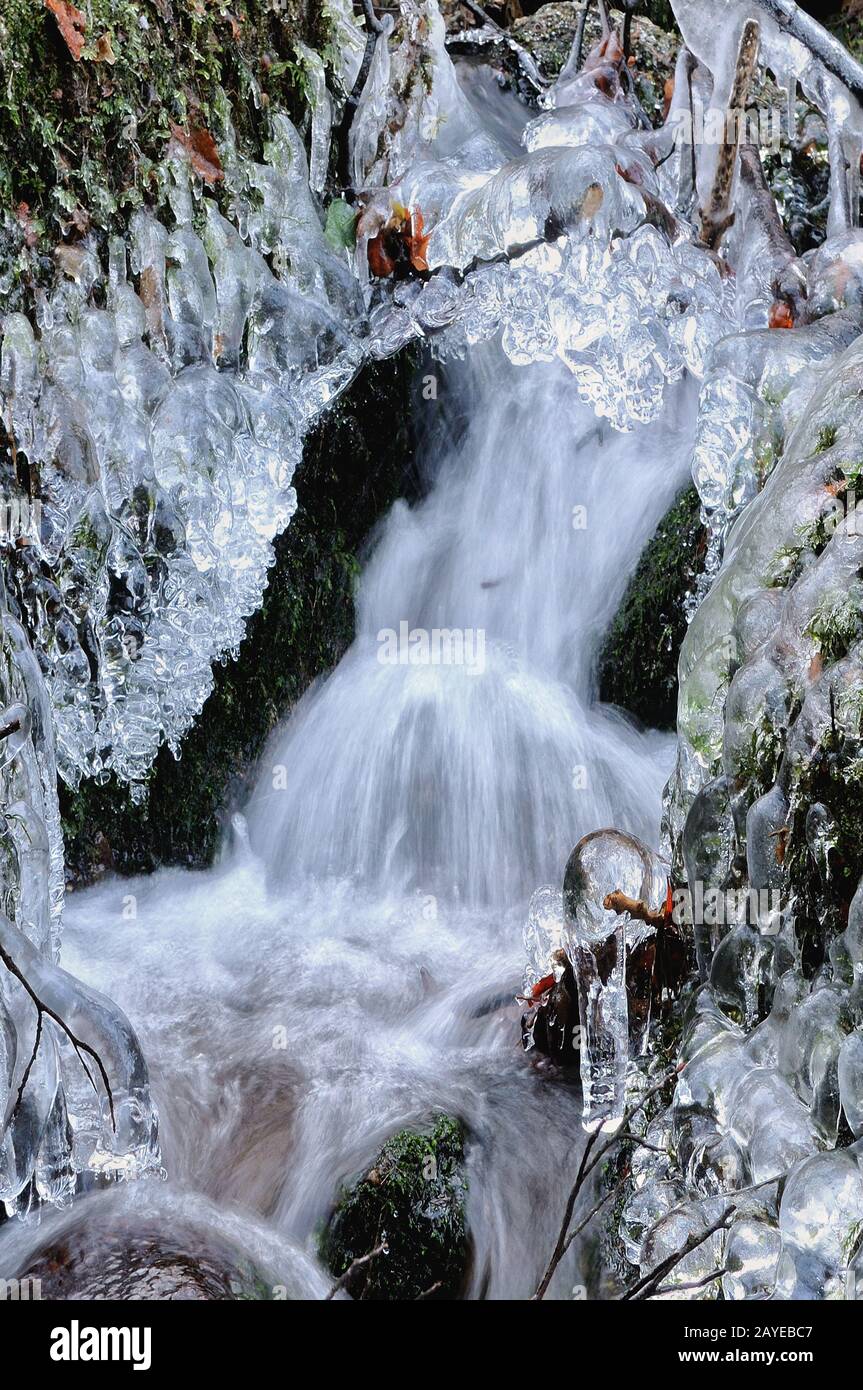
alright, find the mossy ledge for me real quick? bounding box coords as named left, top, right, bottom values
left=320, top=1116, right=471, bottom=1301
left=597, top=484, right=705, bottom=731
left=60, top=348, right=421, bottom=882
left=0, top=0, right=331, bottom=289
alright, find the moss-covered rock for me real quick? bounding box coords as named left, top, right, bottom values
left=511, top=2, right=678, bottom=115
left=320, top=1116, right=470, bottom=1301
left=60, top=348, right=420, bottom=882
left=597, top=485, right=705, bottom=731
left=0, top=0, right=328, bottom=236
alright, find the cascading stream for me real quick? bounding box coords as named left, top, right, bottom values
left=0, top=59, right=690, bottom=1296
left=6, top=0, right=861, bottom=1302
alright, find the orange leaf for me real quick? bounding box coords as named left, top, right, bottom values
left=406, top=208, right=431, bottom=273
left=768, top=300, right=794, bottom=329
left=44, top=0, right=86, bottom=61
left=368, top=233, right=396, bottom=279
left=169, top=123, right=224, bottom=185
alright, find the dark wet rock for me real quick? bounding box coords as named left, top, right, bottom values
left=320, top=1116, right=470, bottom=1301
left=597, top=485, right=705, bottom=731
left=15, top=1214, right=277, bottom=1300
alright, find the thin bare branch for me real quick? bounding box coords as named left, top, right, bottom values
left=648, top=1266, right=728, bottom=1299
left=533, top=1068, right=676, bottom=1299
left=325, top=1240, right=387, bottom=1300
left=622, top=1209, right=733, bottom=1301
left=0, top=942, right=116, bottom=1131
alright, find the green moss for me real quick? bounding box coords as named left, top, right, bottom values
left=0, top=0, right=334, bottom=290
left=817, top=425, right=839, bottom=453
left=60, top=348, right=420, bottom=881
left=597, top=485, right=705, bottom=730
left=320, top=1116, right=470, bottom=1301
left=805, top=589, right=863, bottom=666
left=787, top=726, right=863, bottom=975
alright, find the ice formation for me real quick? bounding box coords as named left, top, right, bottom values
left=3, top=0, right=863, bottom=1300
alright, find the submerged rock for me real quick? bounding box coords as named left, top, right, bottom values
left=320, top=1116, right=470, bottom=1300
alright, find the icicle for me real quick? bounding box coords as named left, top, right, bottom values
left=296, top=42, right=334, bottom=196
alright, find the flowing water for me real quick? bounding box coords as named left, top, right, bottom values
left=0, top=61, right=694, bottom=1301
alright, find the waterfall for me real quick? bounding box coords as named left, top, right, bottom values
left=246, top=344, right=686, bottom=905
left=3, top=0, right=863, bottom=1304
left=47, top=342, right=683, bottom=1300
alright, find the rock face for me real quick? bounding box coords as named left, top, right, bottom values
left=598, top=485, right=706, bottom=731
left=320, top=1117, right=471, bottom=1300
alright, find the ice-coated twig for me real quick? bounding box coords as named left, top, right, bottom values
left=9, top=1007, right=42, bottom=1127
left=698, top=19, right=760, bottom=250
left=458, top=0, right=550, bottom=91
left=621, top=1209, right=734, bottom=1300
left=648, top=1266, right=728, bottom=1299
left=621, top=0, right=640, bottom=61
left=0, top=942, right=116, bottom=1132
left=325, top=1240, right=388, bottom=1299
left=560, top=0, right=593, bottom=79
left=338, top=4, right=386, bottom=188
left=532, top=1068, right=676, bottom=1299
left=359, top=0, right=384, bottom=35
left=755, top=0, right=863, bottom=103
left=817, top=73, right=854, bottom=239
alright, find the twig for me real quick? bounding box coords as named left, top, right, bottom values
left=0, top=942, right=116, bottom=1131
left=698, top=20, right=760, bottom=251
left=325, top=1240, right=387, bottom=1299
left=532, top=1126, right=600, bottom=1300
left=580, top=1069, right=676, bottom=1183
left=603, top=889, right=667, bottom=929
left=415, top=1280, right=443, bottom=1300
left=0, top=718, right=21, bottom=742
left=755, top=0, right=863, bottom=103
left=614, top=1130, right=669, bottom=1155
left=532, top=1069, right=676, bottom=1299
left=9, top=1008, right=42, bottom=1126
left=648, top=1266, right=728, bottom=1299
left=562, top=1168, right=630, bottom=1256
left=621, top=1209, right=733, bottom=1300
left=621, top=0, right=640, bottom=61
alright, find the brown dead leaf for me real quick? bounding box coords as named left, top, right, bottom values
left=168, top=122, right=224, bottom=185
left=44, top=0, right=87, bottom=62
left=405, top=208, right=430, bottom=273
left=15, top=202, right=38, bottom=249
left=95, top=33, right=116, bottom=64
